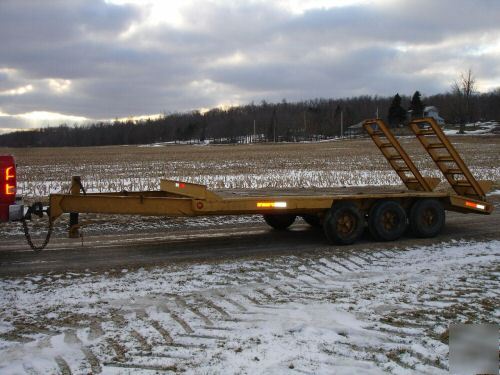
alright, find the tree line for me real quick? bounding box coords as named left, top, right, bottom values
left=1, top=86, right=499, bottom=147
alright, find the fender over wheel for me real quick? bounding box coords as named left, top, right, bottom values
left=368, top=200, right=407, bottom=241
left=409, top=198, right=445, bottom=238
left=263, top=214, right=296, bottom=230
left=323, top=201, right=364, bottom=245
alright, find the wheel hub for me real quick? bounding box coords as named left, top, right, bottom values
left=336, top=213, right=355, bottom=235
left=382, top=210, right=398, bottom=230
left=423, top=208, right=435, bottom=226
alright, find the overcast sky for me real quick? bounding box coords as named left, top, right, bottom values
left=0, top=0, right=499, bottom=132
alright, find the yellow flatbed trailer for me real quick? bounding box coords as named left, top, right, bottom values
left=45, top=118, right=494, bottom=247
left=3, top=118, right=493, bottom=250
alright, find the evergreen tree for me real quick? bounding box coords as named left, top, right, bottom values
left=409, top=91, right=424, bottom=118
left=387, top=93, right=406, bottom=126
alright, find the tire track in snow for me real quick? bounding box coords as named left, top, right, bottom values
left=0, top=240, right=498, bottom=374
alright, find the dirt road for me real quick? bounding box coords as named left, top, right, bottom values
left=1, top=195, right=498, bottom=276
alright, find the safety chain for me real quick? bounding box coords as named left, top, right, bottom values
left=20, top=202, right=53, bottom=252
left=21, top=218, right=53, bottom=252
left=20, top=178, right=86, bottom=252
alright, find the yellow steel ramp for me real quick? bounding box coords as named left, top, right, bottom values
left=363, top=119, right=439, bottom=192
left=409, top=118, right=491, bottom=200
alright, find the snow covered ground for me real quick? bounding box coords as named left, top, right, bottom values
left=443, top=121, right=499, bottom=135
left=1, top=240, right=498, bottom=374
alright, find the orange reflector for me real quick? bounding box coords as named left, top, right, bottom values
left=257, top=201, right=287, bottom=208
left=465, top=201, right=485, bottom=210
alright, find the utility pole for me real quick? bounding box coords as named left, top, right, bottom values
left=340, top=110, right=343, bottom=138
left=273, top=119, right=276, bottom=143
left=376, top=106, right=379, bottom=119
left=253, top=119, right=256, bottom=142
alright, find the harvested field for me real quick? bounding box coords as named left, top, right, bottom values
left=2, top=135, right=499, bottom=200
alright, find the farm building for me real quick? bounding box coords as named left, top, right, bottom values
left=423, top=106, right=445, bottom=125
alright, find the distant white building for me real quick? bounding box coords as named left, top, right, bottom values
left=423, top=106, right=445, bottom=125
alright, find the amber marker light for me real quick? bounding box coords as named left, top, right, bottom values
left=465, top=201, right=485, bottom=210
left=257, top=201, right=287, bottom=208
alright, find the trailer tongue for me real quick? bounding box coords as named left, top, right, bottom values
left=1, top=118, right=494, bottom=251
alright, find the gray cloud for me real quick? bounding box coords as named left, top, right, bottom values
left=0, top=0, right=499, bottom=131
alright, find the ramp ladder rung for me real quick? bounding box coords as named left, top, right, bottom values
left=436, top=156, right=455, bottom=162
left=415, top=129, right=435, bottom=135
left=388, top=155, right=402, bottom=160
left=427, top=143, right=446, bottom=149
left=444, top=168, right=463, bottom=174
left=379, top=143, right=393, bottom=148
left=454, top=180, right=472, bottom=186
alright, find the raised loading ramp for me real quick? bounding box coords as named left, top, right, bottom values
left=409, top=118, right=491, bottom=200
left=363, top=119, right=439, bottom=192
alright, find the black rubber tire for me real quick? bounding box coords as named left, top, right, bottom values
left=409, top=198, right=445, bottom=238
left=263, top=214, right=296, bottom=230
left=368, top=200, right=407, bottom=241
left=323, top=202, right=364, bottom=245
left=302, top=214, right=321, bottom=228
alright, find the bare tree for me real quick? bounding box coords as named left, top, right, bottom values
left=452, top=69, right=477, bottom=133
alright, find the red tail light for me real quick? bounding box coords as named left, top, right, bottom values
left=0, top=155, right=16, bottom=221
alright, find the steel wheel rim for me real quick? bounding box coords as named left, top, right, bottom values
left=381, top=210, right=398, bottom=231
left=422, top=208, right=436, bottom=227
left=336, top=212, right=356, bottom=236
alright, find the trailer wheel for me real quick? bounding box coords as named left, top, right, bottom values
left=323, top=202, right=364, bottom=245
left=263, top=214, right=296, bottom=230
left=369, top=200, right=407, bottom=241
left=302, top=214, right=321, bottom=228
left=409, top=198, right=445, bottom=238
